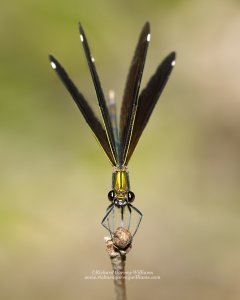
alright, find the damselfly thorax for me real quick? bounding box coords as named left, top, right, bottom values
left=110, top=166, right=132, bottom=205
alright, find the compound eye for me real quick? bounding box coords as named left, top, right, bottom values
left=128, top=191, right=135, bottom=202
left=108, top=190, right=115, bottom=202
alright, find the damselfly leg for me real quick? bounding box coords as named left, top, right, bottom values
left=102, top=202, right=142, bottom=238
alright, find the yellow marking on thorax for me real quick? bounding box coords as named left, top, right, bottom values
left=113, top=170, right=129, bottom=199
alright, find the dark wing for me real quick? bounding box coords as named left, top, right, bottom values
left=119, top=22, right=150, bottom=166
left=125, top=51, right=176, bottom=165
left=78, top=23, right=117, bottom=165
left=49, top=55, right=116, bottom=165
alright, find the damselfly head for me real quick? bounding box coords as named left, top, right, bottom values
left=107, top=189, right=135, bottom=206
left=107, top=189, right=127, bottom=206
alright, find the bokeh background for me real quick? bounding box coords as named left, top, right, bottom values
left=1, top=0, right=240, bottom=299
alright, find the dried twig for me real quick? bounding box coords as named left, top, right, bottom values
left=105, top=228, right=132, bottom=300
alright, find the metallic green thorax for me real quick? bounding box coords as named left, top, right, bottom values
left=112, top=166, right=130, bottom=201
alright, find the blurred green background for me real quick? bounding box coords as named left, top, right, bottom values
left=0, top=0, right=240, bottom=299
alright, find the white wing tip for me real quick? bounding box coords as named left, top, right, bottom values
left=80, top=34, right=84, bottom=42
left=50, top=61, right=57, bottom=69
left=147, top=33, right=151, bottom=42
left=171, top=60, right=176, bottom=67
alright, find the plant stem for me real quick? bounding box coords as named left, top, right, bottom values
left=105, top=235, right=132, bottom=300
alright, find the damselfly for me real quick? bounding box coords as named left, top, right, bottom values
left=49, top=22, right=175, bottom=238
